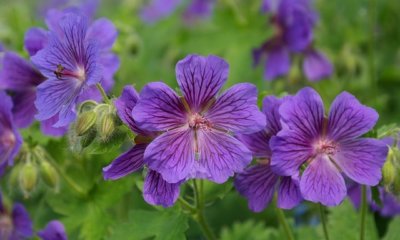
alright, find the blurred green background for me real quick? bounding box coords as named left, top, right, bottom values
left=0, top=0, right=399, bottom=239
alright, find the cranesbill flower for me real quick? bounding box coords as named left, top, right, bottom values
left=38, top=0, right=98, bottom=19
left=255, top=0, right=333, bottom=81
left=31, top=12, right=106, bottom=128
left=140, top=0, right=214, bottom=23
left=133, top=55, right=266, bottom=184
left=0, top=51, right=68, bottom=136
left=270, top=87, right=388, bottom=206
left=0, top=91, right=22, bottom=175
left=0, top=192, right=33, bottom=240
left=37, top=220, right=68, bottom=240
left=234, top=96, right=302, bottom=212
left=103, top=86, right=181, bottom=207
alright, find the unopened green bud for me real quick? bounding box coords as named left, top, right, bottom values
left=9, top=163, right=22, bottom=189
left=19, top=161, right=38, bottom=198
left=76, top=111, right=97, bottom=136
left=40, top=161, right=59, bottom=190
left=382, top=148, right=396, bottom=186
left=98, top=113, right=116, bottom=141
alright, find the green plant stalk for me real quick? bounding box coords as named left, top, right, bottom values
left=275, top=202, right=295, bottom=240
left=192, top=180, right=217, bottom=240
left=319, top=204, right=330, bottom=240
left=360, top=185, right=367, bottom=240
left=96, top=83, right=111, bottom=104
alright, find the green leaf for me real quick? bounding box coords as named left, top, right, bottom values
left=107, top=207, right=189, bottom=240
left=203, top=180, right=233, bottom=203
left=383, top=216, right=400, bottom=240
left=328, top=200, right=379, bottom=240
left=220, top=220, right=280, bottom=240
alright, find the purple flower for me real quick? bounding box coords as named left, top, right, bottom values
left=31, top=10, right=118, bottom=129
left=255, top=0, right=333, bottom=81
left=37, top=220, right=68, bottom=240
left=0, top=192, right=33, bottom=240
left=102, top=86, right=181, bottom=207
left=234, top=96, right=302, bottom=212
left=0, top=51, right=67, bottom=136
left=132, top=55, right=266, bottom=184
left=38, top=0, right=98, bottom=19
left=348, top=184, right=400, bottom=217
left=270, top=87, right=388, bottom=206
left=140, top=0, right=214, bottom=23
left=0, top=91, right=23, bottom=175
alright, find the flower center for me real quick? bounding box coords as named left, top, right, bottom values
left=0, top=214, right=13, bottom=239
left=188, top=113, right=212, bottom=130
left=314, top=139, right=338, bottom=155
left=54, top=64, right=86, bottom=81
left=0, top=131, right=15, bottom=148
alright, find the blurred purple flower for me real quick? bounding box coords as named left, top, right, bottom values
left=38, top=0, right=99, bottom=19
left=102, top=86, right=181, bottom=207
left=234, top=96, right=302, bottom=212
left=0, top=192, right=33, bottom=240
left=30, top=10, right=118, bottom=129
left=140, top=0, right=214, bottom=23
left=132, top=55, right=266, bottom=184
left=0, top=91, right=23, bottom=176
left=38, top=220, right=68, bottom=240
left=0, top=51, right=68, bottom=136
left=348, top=184, right=400, bottom=217
left=270, top=87, right=388, bottom=206
left=255, top=0, right=333, bottom=81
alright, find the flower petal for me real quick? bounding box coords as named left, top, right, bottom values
left=12, top=204, right=33, bottom=238
left=195, top=130, right=252, bottom=183
left=0, top=52, right=45, bottom=90
left=140, top=0, right=181, bottom=23
left=183, top=0, right=214, bottom=22
left=143, top=170, right=181, bottom=207
left=327, top=92, right=378, bottom=142
left=176, top=55, right=229, bottom=112
left=303, top=50, right=333, bottom=81
left=234, top=164, right=278, bottom=212
left=334, top=138, right=388, bottom=186
left=11, top=90, right=37, bottom=128
left=264, top=46, right=290, bottom=81
left=133, top=82, right=187, bottom=132
left=205, top=83, right=266, bottom=133
left=262, top=95, right=287, bottom=135
left=35, top=78, right=81, bottom=127
left=270, top=131, right=313, bottom=176
left=87, top=18, right=117, bottom=51
left=300, top=154, right=346, bottom=206
left=24, top=27, right=48, bottom=56
left=115, top=86, right=151, bottom=136
left=279, top=87, right=324, bottom=141
left=144, top=128, right=194, bottom=183
left=277, top=175, right=302, bottom=209
left=37, top=220, right=67, bottom=240
left=235, top=131, right=271, bottom=158
left=40, top=115, right=68, bottom=137
left=103, top=144, right=146, bottom=180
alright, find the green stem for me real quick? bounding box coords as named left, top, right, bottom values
left=275, top=205, right=295, bottom=240
left=178, top=197, right=196, bottom=214
left=96, top=83, right=111, bottom=104
left=360, top=185, right=367, bottom=240
left=319, top=204, right=330, bottom=240
left=192, top=180, right=217, bottom=240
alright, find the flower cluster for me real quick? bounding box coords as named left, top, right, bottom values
left=254, top=0, right=333, bottom=81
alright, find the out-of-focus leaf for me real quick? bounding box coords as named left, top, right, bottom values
left=220, top=220, right=280, bottom=240
left=382, top=216, right=400, bottom=240
left=203, top=180, right=233, bottom=203
left=107, top=207, right=189, bottom=240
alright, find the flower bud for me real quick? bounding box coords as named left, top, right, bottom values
left=76, top=111, right=97, bottom=136
left=9, top=163, right=22, bottom=190
left=81, top=130, right=97, bottom=148
left=19, top=161, right=38, bottom=198
left=97, top=113, right=116, bottom=141
left=40, top=161, right=59, bottom=190
left=382, top=148, right=396, bottom=186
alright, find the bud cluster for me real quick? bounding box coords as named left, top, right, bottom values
left=379, top=128, right=400, bottom=196
left=9, top=145, right=59, bottom=198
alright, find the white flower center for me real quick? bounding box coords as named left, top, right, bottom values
left=188, top=113, right=212, bottom=130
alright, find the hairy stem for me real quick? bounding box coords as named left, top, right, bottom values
left=319, top=204, right=330, bottom=240
left=96, top=83, right=111, bottom=104
left=192, top=180, right=217, bottom=240
left=360, top=185, right=367, bottom=240
left=275, top=204, right=295, bottom=240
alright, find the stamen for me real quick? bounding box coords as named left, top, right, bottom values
left=54, top=64, right=86, bottom=81
left=188, top=113, right=212, bottom=130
